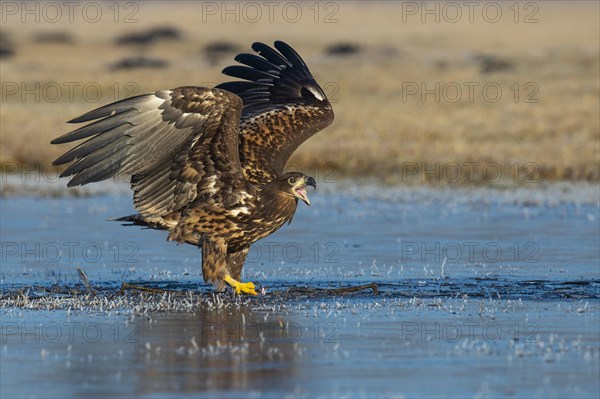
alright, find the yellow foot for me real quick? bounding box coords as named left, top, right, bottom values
left=223, top=275, right=258, bottom=295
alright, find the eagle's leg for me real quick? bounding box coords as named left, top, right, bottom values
left=202, top=240, right=257, bottom=295
left=227, top=248, right=249, bottom=281
left=225, top=248, right=256, bottom=295
left=223, top=275, right=257, bottom=295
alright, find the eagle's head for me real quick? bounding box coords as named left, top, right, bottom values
left=272, top=172, right=317, bottom=206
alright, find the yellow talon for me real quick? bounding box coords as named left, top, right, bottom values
left=223, top=275, right=258, bottom=295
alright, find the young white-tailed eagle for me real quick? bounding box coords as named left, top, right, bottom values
left=51, top=41, right=334, bottom=295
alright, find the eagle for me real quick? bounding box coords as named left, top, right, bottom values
left=51, top=41, right=334, bottom=295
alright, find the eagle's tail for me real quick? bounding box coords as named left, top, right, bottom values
left=111, top=214, right=175, bottom=231
left=114, top=213, right=200, bottom=246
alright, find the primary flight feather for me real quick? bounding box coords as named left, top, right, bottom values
left=52, top=41, right=334, bottom=294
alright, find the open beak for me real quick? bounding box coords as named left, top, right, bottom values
left=293, top=176, right=316, bottom=206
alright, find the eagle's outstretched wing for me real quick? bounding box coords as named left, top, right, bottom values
left=216, top=41, right=334, bottom=185
left=52, top=87, right=244, bottom=218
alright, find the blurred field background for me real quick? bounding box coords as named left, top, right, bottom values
left=1, top=1, right=598, bottom=186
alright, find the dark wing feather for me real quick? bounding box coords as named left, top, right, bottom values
left=221, top=65, right=279, bottom=82
left=233, top=53, right=280, bottom=73
left=52, top=87, right=244, bottom=217
left=251, top=42, right=292, bottom=67
left=216, top=40, right=334, bottom=184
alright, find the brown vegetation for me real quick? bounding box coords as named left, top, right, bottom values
left=1, top=2, right=598, bottom=186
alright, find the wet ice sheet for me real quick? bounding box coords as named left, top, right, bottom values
left=1, top=296, right=598, bottom=398
left=1, top=184, right=599, bottom=398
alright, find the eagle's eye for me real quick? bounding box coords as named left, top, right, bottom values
left=287, top=177, right=297, bottom=185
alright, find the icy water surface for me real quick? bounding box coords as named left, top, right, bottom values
left=1, top=184, right=599, bottom=398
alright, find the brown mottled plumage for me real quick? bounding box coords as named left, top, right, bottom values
left=51, top=41, right=333, bottom=294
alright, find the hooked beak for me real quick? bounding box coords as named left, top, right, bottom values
left=293, top=176, right=316, bottom=206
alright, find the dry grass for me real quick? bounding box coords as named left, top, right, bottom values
left=1, top=2, right=598, bottom=185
